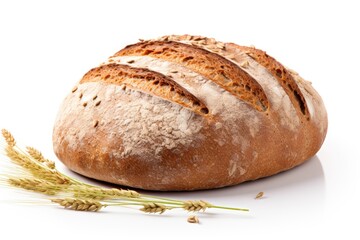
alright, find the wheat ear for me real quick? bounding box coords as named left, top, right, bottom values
left=72, top=186, right=140, bottom=200
left=26, top=146, right=55, bottom=169
left=5, top=147, right=69, bottom=184
left=1, top=129, right=69, bottom=185
left=8, top=178, right=62, bottom=195
left=51, top=198, right=104, bottom=212
left=1, top=129, right=15, bottom=147
left=140, top=203, right=168, bottom=214
left=183, top=200, right=210, bottom=212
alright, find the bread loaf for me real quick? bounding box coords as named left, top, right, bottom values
left=53, top=35, right=328, bottom=191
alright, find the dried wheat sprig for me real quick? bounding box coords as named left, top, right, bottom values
left=26, top=146, right=55, bottom=169
left=6, top=176, right=139, bottom=200
left=1, top=129, right=69, bottom=184
left=2, top=130, right=151, bottom=205
left=5, top=147, right=69, bottom=185
left=1, top=129, right=16, bottom=147
left=51, top=198, right=104, bottom=212
left=140, top=203, right=168, bottom=214
left=26, top=147, right=44, bottom=162
left=8, top=178, right=62, bottom=195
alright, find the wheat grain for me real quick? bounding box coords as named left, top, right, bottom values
left=183, top=200, right=210, bottom=212
left=255, top=192, right=264, bottom=199
left=51, top=198, right=104, bottom=212
left=140, top=203, right=167, bottom=214
left=187, top=215, right=199, bottom=223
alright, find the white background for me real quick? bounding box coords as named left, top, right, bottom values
left=0, top=0, right=359, bottom=239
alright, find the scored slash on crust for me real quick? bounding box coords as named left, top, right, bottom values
left=80, top=63, right=210, bottom=116
left=74, top=35, right=310, bottom=119
left=153, top=35, right=310, bottom=120
left=232, top=45, right=310, bottom=120
left=114, top=40, right=269, bottom=112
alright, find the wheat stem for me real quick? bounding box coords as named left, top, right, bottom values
left=209, top=205, right=249, bottom=211
left=141, top=194, right=184, bottom=203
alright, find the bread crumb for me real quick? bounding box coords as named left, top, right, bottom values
left=187, top=215, right=199, bottom=224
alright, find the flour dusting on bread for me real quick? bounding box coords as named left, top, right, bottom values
left=53, top=34, right=328, bottom=191
left=54, top=82, right=205, bottom=160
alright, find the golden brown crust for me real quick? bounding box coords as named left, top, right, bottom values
left=114, top=40, right=269, bottom=112
left=53, top=35, right=328, bottom=191
left=229, top=44, right=310, bottom=120
left=81, top=63, right=209, bottom=116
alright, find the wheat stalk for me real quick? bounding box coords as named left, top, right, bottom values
left=51, top=198, right=104, bottom=212
left=1, top=130, right=70, bottom=185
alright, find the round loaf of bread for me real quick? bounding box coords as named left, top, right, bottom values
left=53, top=35, right=328, bottom=191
